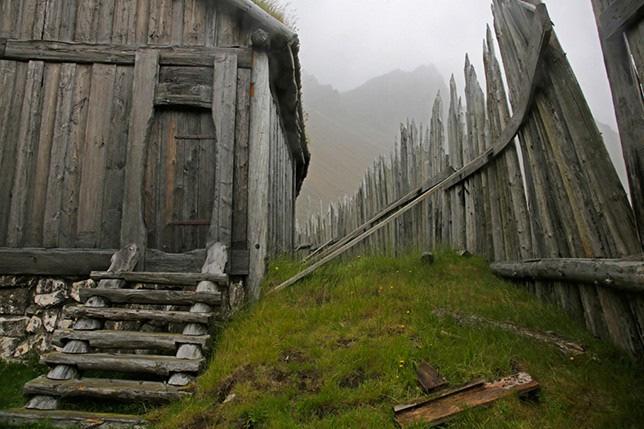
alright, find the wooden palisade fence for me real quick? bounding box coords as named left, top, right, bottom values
left=297, top=0, right=644, bottom=356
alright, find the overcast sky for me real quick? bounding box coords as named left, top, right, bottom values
left=286, top=0, right=618, bottom=129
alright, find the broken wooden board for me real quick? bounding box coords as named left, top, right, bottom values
left=416, top=361, right=448, bottom=394
left=433, top=309, right=586, bottom=356
left=394, top=373, right=539, bottom=427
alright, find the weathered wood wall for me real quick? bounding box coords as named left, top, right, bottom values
left=299, top=0, right=644, bottom=355
left=0, top=0, right=263, bottom=255
left=267, top=99, right=296, bottom=258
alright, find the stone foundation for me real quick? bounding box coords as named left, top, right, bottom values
left=0, top=276, right=95, bottom=360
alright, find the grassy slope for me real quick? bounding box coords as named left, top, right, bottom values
left=151, top=251, right=644, bottom=429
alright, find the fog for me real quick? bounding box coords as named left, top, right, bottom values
left=287, top=0, right=618, bottom=129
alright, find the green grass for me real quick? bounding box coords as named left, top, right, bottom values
left=149, top=251, right=644, bottom=429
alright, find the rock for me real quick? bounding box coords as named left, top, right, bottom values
left=26, top=316, right=43, bottom=333
left=0, top=316, right=29, bottom=337
left=0, top=276, right=33, bottom=289
left=70, top=279, right=95, bottom=302
left=0, top=288, right=30, bottom=315
left=36, top=279, right=67, bottom=295
left=458, top=250, right=472, bottom=257
left=421, top=252, right=435, bottom=265
left=0, top=337, right=21, bottom=358
left=42, top=310, right=59, bottom=333
left=35, top=289, right=67, bottom=308
left=228, top=281, right=246, bottom=315
left=223, top=393, right=237, bottom=404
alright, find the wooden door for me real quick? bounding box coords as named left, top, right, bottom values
left=144, top=109, right=217, bottom=253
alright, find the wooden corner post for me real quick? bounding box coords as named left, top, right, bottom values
left=120, top=50, right=159, bottom=260
left=247, top=51, right=271, bottom=301
left=209, top=52, right=239, bottom=262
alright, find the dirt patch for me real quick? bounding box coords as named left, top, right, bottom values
left=215, top=364, right=255, bottom=403
left=339, top=368, right=366, bottom=389
left=296, top=369, right=322, bottom=393
left=335, top=337, right=357, bottom=349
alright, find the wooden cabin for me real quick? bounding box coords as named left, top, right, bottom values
left=0, top=0, right=309, bottom=299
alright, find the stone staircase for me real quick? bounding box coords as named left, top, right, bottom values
left=0, top=243, right=229, bottom=428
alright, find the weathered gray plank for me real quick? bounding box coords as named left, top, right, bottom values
left=42, top=352, right=203, bottom=376
left=209, top=53, right=238, bottom=250
left=597, top=0, right=644, bottom=39
left=90, top=270, right=228, bottom=285
left=52, top=330, right=209, bottom=351
left=65, top=306, right=213, bottom=325
left=6, top=61, right=44, bottom=247
left=77, top=64, right=117, bottom=246
left=24, top=376, right=192, bottom=402
left=154, top=82, right=213, bottom=108
left=120, top=50, right=158, bottom=254
left=79, top=288, right=222, bottom=306
left=247, top=51, right=271, bottom=300
left=43, top=63, right=76, bottom=248
left=0, top=409, right=147, bottom=429
left=1, top=40, right=253, bottom=67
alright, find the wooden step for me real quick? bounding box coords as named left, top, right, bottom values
left=79, top=288, right=221, bottom=306
left=0, top=408, right=147, bottom=429
left=24, top=376, right=193, bottom=402
left=90, top=271, right=228, bottom=286
left=52, top=330, right=210, bottom=352
left=42, top=352, right=203, bottom=376
left=65, top=305, right=214, bottom=324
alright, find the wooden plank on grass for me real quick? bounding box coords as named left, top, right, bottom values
left=394, top=373, right=540, bottom=427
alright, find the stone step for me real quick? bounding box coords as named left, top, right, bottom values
left=42, top=352, right=203, bottom=376
left=90, top=271, right=228, bottom=286
left=79, top=288, right=221, bottom=306
left=0, top=408, right=147, bottom=429
left=52, top=329, right=210, bottom=352
left=65, top=305, right=214, bottom=324
left=24, top=376, right=193, bottom=402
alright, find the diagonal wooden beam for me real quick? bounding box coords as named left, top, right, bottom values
left=598, top=0, right=644, bottom=40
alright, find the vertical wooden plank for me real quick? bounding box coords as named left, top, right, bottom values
left=96, top=0, right=116, bottom=43
left=100, top=66, right=134, bottom=248
left=23, top=64, right=61, bottom=246
left=0, top=61, right=23, bottom=245
left=59, top=64, right=92, bottom=248
left=17, top=0, right=39, bottom=39
left=171, top=0, right=185, bottom=45
left=0, top=0, right=18, bottom=38
left=42, top=0, right=64, bottom=40
left=143, top=109, right=161, bottom=250
left=232, top=68, right=251, bottom=250
left=209, top=53, right=238, bottom=253
left=77, top=64, right=117, bottom=247
left=43, top=63, right=76, bottom=248
left=204, top=0, right=217, bottom=47
left=590, top=0, right=644, bottom=249
left=216, top=5, right=240, bottom=47
left=248, top=51, right=271, bottom=300
left=182, top=0, right=205, bottom=46
left=135, top=0, right=151, bottom=45
left=161, top=113, right=176, bottom=251
left=121, top=50, right=159, bottom=255
left=75, top=0, right=99, bottom=43
left=148, top=0, right=173, bottom=45
left=7, top=61, right=45, bottom=247
left=112, top=0, right=138, bottom=45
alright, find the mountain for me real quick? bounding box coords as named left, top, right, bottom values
left=296, top=68, right=630, bottom=224
left=297, top=66, right=449, bottom=221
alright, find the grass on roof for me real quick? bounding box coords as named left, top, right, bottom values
left=252, top=0, right=293, bottom=28
left=149, top=250, right=644, bottom=428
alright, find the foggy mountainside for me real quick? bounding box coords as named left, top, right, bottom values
left=297, top=68, right=629, bottom=223
left=297, top=66, right=448, bottom=221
